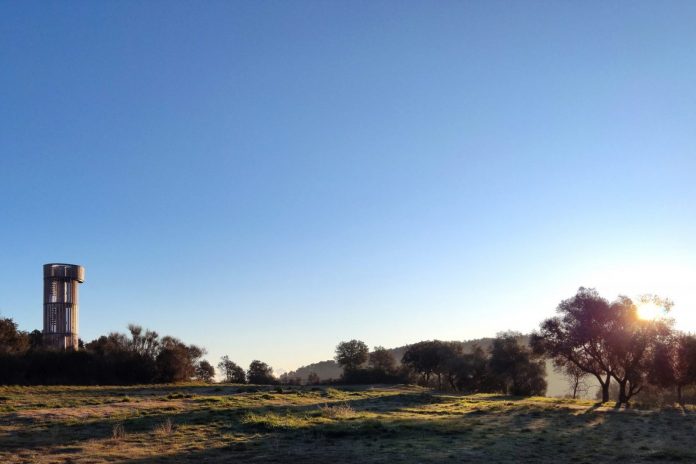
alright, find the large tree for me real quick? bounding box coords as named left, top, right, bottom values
left=531, top=288, right=615, bottom=402
left=335, top=340, right=369, bottom=372
left=605, top=296, right=672, bottom=407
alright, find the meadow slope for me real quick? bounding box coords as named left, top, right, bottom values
left=1, top=384, right=694, bottom=463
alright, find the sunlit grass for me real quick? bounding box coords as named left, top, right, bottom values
left=1, top=384, right=694, bottom=463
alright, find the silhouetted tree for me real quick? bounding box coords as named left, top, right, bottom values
left=218, top=356, right=246, bottom=383
left=402, top=340, right=440, bottom=385
left=156, top=336, right=205, bottom=382
left=335, top=340, right=369, bottom=372
left=446, top=345, right=489, bottom=392
left=368, top=346, right=397, bottom=374
left=402, top=340, right=463, bottom=388
left=247, top=360, right=275, bottom=384
left=489, top=332, right=546, bottom=396
left=85, top=332, right=130, bottom=356
left=127, top=324, right=160, bottom=358
left=650, top=333, right=696, bottom=406
left=28, top=330, right=43, bottom=351
left=195, top=360, right=215, bottom=382
left=0, top=317, right=29, bottom=354
left=559, top=363, right=590, bottom=399
left=531, top=288, right=615, bottom=402
left=604, top=296, right=672, bottom=407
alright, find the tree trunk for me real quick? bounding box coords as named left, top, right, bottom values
left=616, top=379, right=627, bottom=408
left=625, top=382, right=642, bottom=407
left=448, top=375, right=456, bottom=391
left=598, top=373, right=611, bottom=403
left=677, top=384, right=684, bottom=406
left=572, top=376, right=579, bottom=399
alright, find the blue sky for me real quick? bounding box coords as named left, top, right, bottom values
left=1, top=1, right=695, bottom=373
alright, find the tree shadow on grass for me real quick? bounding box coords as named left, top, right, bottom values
left=6, top=388, right=693, bottom=464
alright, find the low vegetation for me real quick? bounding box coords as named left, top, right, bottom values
left=1, top=384, right=695, bottom=463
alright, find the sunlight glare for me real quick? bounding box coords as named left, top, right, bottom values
left=636, top=302, right=663, bottom=320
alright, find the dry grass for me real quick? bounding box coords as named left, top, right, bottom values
left=111, top=422, right=126, bottom=440
left=153, top=417, right=174, bottom=436
left=318, top=402, right=356, bottom=419
left=1, top=383, right=695, bottom=463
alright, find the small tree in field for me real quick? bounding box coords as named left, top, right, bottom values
left=559, top=362, right=590, bottom=399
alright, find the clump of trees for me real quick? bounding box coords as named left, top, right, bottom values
left=532, top=287, right=695, bottom=407
left=399, top=334, right=546, bottom=396
left=216, top=356, right=279, bottom=385
left=334, top=340, right=408, bottom=384
left=333, top=334, right=546, bottom=396
left=0, top=320, right=211, bottom=385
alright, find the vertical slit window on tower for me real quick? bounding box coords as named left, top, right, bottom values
left=48, top=304, right=57, bottom=332
left=50, top=281, right=58, bottom=303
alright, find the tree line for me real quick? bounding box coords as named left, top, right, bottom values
left=0, top=322, right=211, bottom=384
left=328, top=333, right=546, bottom=396
left=1, top=286, right=695, bottom=407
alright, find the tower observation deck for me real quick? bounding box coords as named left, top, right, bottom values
left=43, top=263, right=85, bottom=350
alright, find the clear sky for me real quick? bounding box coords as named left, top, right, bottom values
left=1, top=1, right=695, bottom=374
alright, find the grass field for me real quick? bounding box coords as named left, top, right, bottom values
left=1, top=384, right=695, bottom=463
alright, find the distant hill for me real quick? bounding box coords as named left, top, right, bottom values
left=285, top=336, right=582, bottom=397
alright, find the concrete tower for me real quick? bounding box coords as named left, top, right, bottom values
left=43, top=263, right=85, bottom=350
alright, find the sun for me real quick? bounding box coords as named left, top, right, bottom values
left=636, top=302, right=664, bottom=320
